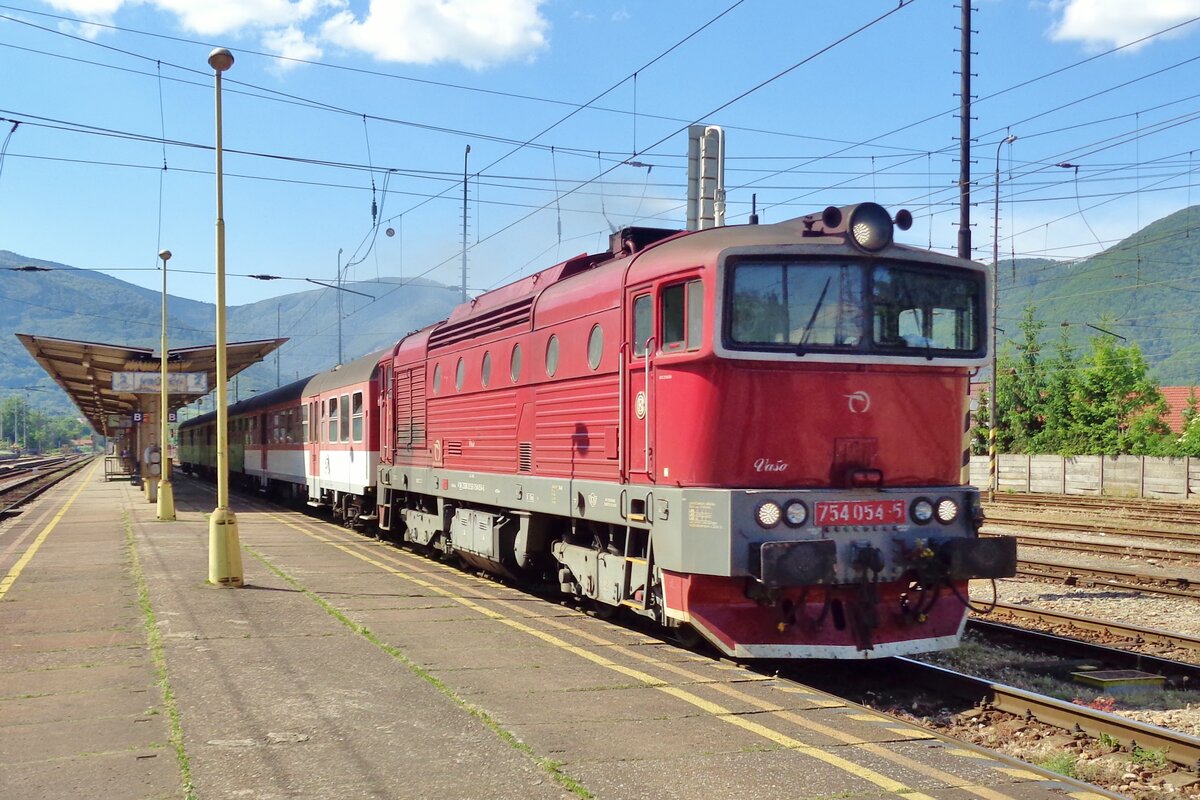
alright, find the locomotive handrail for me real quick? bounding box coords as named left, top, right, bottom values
left=643, top=335, right=656, bottom=479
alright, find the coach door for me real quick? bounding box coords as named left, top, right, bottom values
left=307, top=399, right=320, bottom=477
left=625, top=288, right=655, bottom=481
left=379, top=363, right=394, bottom=463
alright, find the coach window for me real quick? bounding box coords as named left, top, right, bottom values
left=432, top=363, right=442, bottom=396
left=545, top=335, right=560, bottom=377
left=510, top=343, right=522, bottom=382
left=351, top=392, right=364, bottom=442
left=327, top=398, right=338, bottom=442
left=662, top=279, right=703, bottom=352
left=587, top=324, right=603, bottom=370
left=455, top=358, right=465, bottom=392
left=481, top=351, right=492, bottom=388
left=633, top=294, right=652, bottom=356
left=339, top=394, right=351, bottom=442
left=301, top=404, right=309, bottom=443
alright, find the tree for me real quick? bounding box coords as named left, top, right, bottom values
left=1003, top=307, right=1048, bottom=452
left=1035, top=327, right=1082, bottom=455
left=1068, top=335, right=1171, bottom=455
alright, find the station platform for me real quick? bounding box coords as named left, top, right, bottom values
left=1, top=461, right=1121, bottom=800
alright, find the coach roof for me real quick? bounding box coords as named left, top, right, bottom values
left=304, top=348, right=388, bottom=396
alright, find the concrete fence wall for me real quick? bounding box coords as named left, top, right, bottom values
left=968, top=454, right=1200, bottom=500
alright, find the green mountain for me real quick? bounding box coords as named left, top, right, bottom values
left=995, top=205, right=1200, bottom=386
left=0, top=250, right=458, bottom=415
left=7, top=203, right=1200, bottom=420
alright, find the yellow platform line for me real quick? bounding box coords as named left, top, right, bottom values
left=266, top=514, right=938, bottom=799
left=0, top=461, right=100, bottom=600
left=269, top=514, right=1093, bottom=800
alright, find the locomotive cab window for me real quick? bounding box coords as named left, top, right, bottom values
left=725, top=259, right=982, bottom=357
left=871, top=266, right=979, bottom=352
left=632, top=294, right=652, bottom=357
left=662, top=279, right=703, bottom=352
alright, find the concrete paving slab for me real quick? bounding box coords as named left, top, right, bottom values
left=0, top=661, right=152, bottom=699
left=0, top=470, right=1125, bottom=800
left=0, top=748, right=180, bottom=800
left=472, top=684, right=708, bottom=726
left=0, top=712, right=167, bottom=763
left=2, top=682, right=158, bottom=726
left=564, top=748, right=897, bottom=800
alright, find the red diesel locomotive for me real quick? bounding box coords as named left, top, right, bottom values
left=182, top=202, right=1015, bottom=659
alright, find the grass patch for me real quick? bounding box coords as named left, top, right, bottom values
left=124, top=511, right=196, bottom=800
left=1036, top=750, right=1079, bottom=779
left=245, top=545, right=594, bottom=799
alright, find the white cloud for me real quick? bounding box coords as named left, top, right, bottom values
left=151, top=0, right=330, bottom=37
left=39, top=0, right=549, bottom=69
left=321, top=0, right=549, bottom=68
left=42, top=0, right=125, bottom=16
left=261, top=24, right=323, bottom=64
left=1049, top=0, right=1200, bottom=50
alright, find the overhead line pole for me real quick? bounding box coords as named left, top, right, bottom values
left=957, top=1, right=974, bottom=260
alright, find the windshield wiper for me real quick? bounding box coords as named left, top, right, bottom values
left=795, top=277, right=832, bottom=356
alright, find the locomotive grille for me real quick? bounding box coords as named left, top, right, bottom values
left=519, top=442, right=533, bottom=473
left=446, top=441, right=462, bottom=457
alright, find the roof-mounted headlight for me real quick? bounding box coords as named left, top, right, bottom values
left=847, top=202, right=895, bottom=252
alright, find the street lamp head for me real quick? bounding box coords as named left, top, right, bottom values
left=208, top=47, right=234, bottom=73
left=158, top=250, right=172, bottom=262
left=1004, top=134, right=1017, bottom=145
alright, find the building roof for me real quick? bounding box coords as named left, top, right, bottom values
left=1161, top=386, right=1197, bottom=433
left=16, top=333, right=286, bottom=436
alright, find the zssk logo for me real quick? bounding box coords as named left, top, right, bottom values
left=846, top=390, right=871, bottom=413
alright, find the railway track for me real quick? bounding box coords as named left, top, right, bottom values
left=0, top=455, right=93, bottom=517
left=988, top=492, right=1200, bottom=520
left=1001, top=532, right=1199, bottom=562
left=1016, top=558, right=1200, bottom=599
left=888, top=658, right=1200, bottom=770
left=979, top=601, right=1200, bottom=658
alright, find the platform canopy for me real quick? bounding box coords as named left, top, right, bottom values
left=16, top=334, right=286, bottom=436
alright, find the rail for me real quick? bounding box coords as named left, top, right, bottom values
left=891, top=658, right=1200, bottom=769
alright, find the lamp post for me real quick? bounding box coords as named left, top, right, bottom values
left=157, top=249, right=175, bottom=521
left=989, top=133, right=1017, bottom=501
left=207, top=46, right=242, bottom=587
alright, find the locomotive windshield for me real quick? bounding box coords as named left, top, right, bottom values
left=726, top=259, right=983, bottom=357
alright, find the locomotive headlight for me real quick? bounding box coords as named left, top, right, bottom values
left=783, top=500, right=808, bottom=527
left=910, top=498, right=934, bottom=525
left=936, top=497, right=960, bottom=524
left=756, top=501, right=782, bottom=528
left=847, top=202, right=894, bottom=252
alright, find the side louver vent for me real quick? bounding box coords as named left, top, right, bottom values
left=519, top=442, right=533, bottom=473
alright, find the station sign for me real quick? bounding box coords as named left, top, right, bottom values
left=105, top=415, right=132, bottom=429
left=112, top=372, right=208, bottom=394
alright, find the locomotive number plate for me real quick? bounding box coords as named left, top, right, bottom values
left=814, top=499, right=906, bottom=526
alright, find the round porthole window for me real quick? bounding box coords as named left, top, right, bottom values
left=481, top=351, right=492, bottom=388
left=432, top=363, right=442, bottom=395
left=587, top=324, right=603, bottom=370
left=455, top=357, right=465, bottom=392
left=546, top=335, right=560, bottom=377
left=510, top=343, right=522, bottom=382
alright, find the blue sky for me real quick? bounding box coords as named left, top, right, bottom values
left=3, top=0, right=1200, bottom=349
